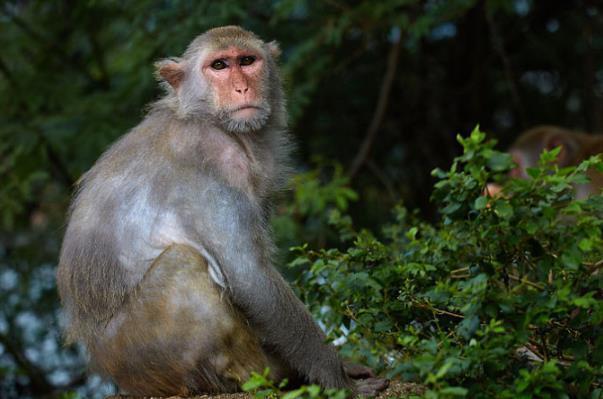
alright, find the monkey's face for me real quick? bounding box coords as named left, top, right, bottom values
left=509, top=149, right=532, bottom=179
left=202, top=47, right=272, bottom=134
left=156, top=28, right=280, bottom=130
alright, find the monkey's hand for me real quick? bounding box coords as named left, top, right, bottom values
left=353, top=377, right=389, bottom=398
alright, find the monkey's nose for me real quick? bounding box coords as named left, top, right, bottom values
left=235, top=87, right=249, bottom=94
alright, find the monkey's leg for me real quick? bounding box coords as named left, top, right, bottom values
left=90, top=244, right=279, bottom=396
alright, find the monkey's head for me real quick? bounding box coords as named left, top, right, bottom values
left=509, top=126, right=581, bottom=178
left=155, top=26, right=283, bottom=133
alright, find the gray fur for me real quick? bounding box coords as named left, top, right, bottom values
left=57, top=26, right=350, bottom=393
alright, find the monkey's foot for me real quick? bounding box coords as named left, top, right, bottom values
left=354, top=377, right=389, bottom=398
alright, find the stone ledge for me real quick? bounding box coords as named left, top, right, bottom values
left=107, top=380, right=424, bottom=399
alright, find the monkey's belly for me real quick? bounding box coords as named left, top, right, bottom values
left=91, top=244, right=284, bottom=396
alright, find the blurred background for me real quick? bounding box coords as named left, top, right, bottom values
left=0, top=0, right=602, bottom=397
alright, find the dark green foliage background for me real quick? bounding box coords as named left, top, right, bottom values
left=0, top=1, right=602, bottom=398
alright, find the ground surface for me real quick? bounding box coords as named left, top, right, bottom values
left=107, top=380, right=424, bottom=398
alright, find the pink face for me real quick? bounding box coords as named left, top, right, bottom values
left=202, top=46, right=266, bottom=117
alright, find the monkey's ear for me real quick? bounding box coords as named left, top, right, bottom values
left=155, top=58, right=185, bottom=89
left=267, top=41, right=281, bottom=59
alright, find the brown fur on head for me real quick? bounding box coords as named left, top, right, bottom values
left=509, top=126, right=592, bottom=178
left=154, top=26, right=283, bottom=133
left=504, top=125, right=603, bottom=198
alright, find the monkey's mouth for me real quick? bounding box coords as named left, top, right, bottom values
left=217, top=104, right=271, bottom=133
left=230, top=105, right=268, bottom=121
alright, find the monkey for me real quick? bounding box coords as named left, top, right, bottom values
left=485, top=126, right=603, bottom=199
left=56, top=26, right=388, bottom=397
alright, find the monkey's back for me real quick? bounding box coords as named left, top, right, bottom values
left=57, top=112, right=291, bottom=394
left=58, top=111, right=215, bottom=340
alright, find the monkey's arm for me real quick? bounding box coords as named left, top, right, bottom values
left=187, top=188, right=351, bottom=390
left=240, top=260, right=351, bottom=389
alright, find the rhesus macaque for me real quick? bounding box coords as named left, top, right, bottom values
left=57, top=26, right=387, bottom=397
left=486, top=126, right=603, bottom=198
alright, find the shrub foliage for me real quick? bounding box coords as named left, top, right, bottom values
left=249, top=128, right=603, bottom=398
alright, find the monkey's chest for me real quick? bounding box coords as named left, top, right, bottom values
left=213, top=143, right=262, bottom=197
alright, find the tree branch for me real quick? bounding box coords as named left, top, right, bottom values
left=485, top=9, right=526, bottom=128
left=348, top=31, right=401, bottom=178
left=366, top=160, right=396, bottom=200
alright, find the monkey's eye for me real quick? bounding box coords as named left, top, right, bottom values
left=239, top=56, right=256, bottom=66
left=211, top=60, right=227, bottom=70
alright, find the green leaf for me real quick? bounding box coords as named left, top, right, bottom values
left=474, top=195, right=488, bottom=210
left=442, top=202, right=461, bottom=215
left=493, top=200, right=513, bottom=219
left=282, top=388, right=304, bottom=399
left=487, top=151, right=513, bottom=172
left=440, top=386, right=468, bottom=396
left=526, top=167, right=540, bottom=178
left=578, top=238, right=593, bottom=252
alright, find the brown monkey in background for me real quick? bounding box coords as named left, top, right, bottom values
left=486, top=126, right=603, bottom=198
left=57, top=26, right=387, bottom=396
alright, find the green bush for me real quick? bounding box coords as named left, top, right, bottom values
left=254, top=127, right=603, bottom=398
left=243, top=368, right=347, bottom=399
